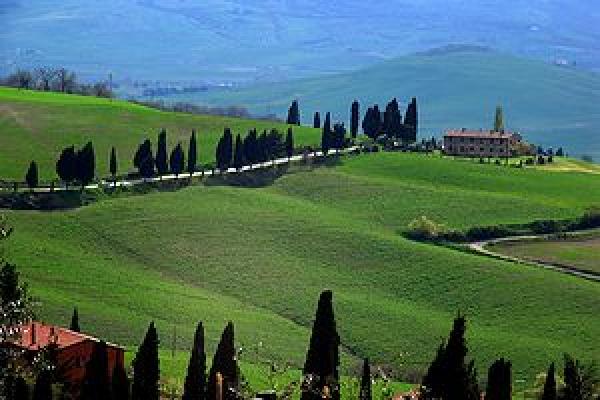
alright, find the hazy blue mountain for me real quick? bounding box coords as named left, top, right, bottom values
left=154, top=48, right=600, bottom=160
left=1, top=0, right=599, bottom=83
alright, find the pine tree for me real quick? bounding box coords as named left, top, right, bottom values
left=183, top=322, right=207, bottom=400
left=170, top=143, right=185, bottom=176
left=287, top=100, right=300, bottom=125
left=562, top=354, right=583, bottom=400
left=156, top=129, right=169, bottom=176
left=351, top=101, right=360, bottom=139
left=301, top=290, right=340, bottom=400
left=359, top=358, right=371, bottom=400
left=321, top=112, right=332, bottom=155
left=233, top=134, right=244, bottom=170
left=76, top=141, right=96, bottom=188
left=70, top=307, right=80, bottom=332
left=486, top=358, right=512, bottom=400
left=541, top=363, right=557, bottom=400
left=134, top=139, right=155, bottom=178
left=494, top=106, right=504, bottom=132
left=81, top=341, right=111, bottom=400
left=404, top=97, right=418, bottom=142
left=132, top=322, right=160, bottom=400
left=110, top=147, right=118, bottom=182
left=32, top=370, right=52, bottom=400
left=25, top=161, right=38, bottom=190
left=313, top=112, right=321, bottom=129
left=112, top=363, right=131, bottom=400
left=56, top=145, right=77, bottom=187
left=286, top=127, right=294, bottom=159
left=188, top=130, right=198, bottom=174
left=208, top=322, right=239, bottom=400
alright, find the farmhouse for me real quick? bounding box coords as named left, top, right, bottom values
left=8, top=321, right=125, bottom=390
left=443, top=129, right=522, bottom=158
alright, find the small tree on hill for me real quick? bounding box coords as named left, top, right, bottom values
left=359, top=358, right=371, bottom=400
left=208, top=322, right=239, bottom=400
left=134, top=139, right=155, bottom=178
left=301, top=290, right=340, bottom=400
left=486, top=358, right=512, bottom=400
left=56, top=145, right=77, bottom=188
left=188, top=130, right=198, bottom=174
left=362, top=105, right=382, bottom=139
left=351, top=100, right=360, bottom=139
left=383, top=98, right=403, bottom=139
left=132, top=322, right=160, bottom=400
left=321, top=112, right=332, bottom=155
left=110, top=147, right=118, bottom=183
left=170, top=143, right=185, bottom=176
left=80, top=341, right=110, bottom=400
left=541, top=362, right=557, bottom=400
left=314, top=112, right=321, bottom=129
left=332, top=123, right=346, bottom=150
left=287, top=100, right=301, bottom=125
left=286, top=127, right=294, bottom=160
left=70, top=307, right=80, bottom=332
left=243, top=129, right=258, bottom=167
left=404, top=97, right=418, bottom=142
left=156, top=129, right=169, bottom=176
left=183, top=322, right=207, bottom=400
left=494, top=106, right=504, bottom=132
left=233, top=134, right=244, bottom=170
left=76, top=142, right=95, bottom=188
left=25, top=161, right=39, bottom=190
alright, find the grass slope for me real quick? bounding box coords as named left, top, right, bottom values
left=0, top=88, right=320, bottom=180
left=171, top=49, right=600, bottom=160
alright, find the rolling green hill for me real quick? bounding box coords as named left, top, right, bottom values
left=165, top=49, right=600, bottom=160
left=0, top=88, right=320, bottom=180
left=1, top=90, right=599, bottom=392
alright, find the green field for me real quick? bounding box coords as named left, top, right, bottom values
left=490, top=232, right=600, bottom=275
left=0, top=87, right=320, bottom=180
left=1, top=90, right=600, bottom=393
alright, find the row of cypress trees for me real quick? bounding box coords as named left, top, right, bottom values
left=134, top=130, right=197, bottom=178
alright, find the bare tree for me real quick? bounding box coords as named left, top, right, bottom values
left=34, top=67, right=57, bottom=91
left=56, top=68, right=77, bottom=93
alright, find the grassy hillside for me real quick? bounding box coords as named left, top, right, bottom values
left=3, top=152, right=599, bottom=388
left=0, top=88, right=320, bottom=180
left=168, top=49, right=600, bottom=160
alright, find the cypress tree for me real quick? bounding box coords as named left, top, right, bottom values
left=404, top=97, right=418, bottom=142
left=70, top=307, right=80, bottom=332
left=112, top=363, right=131, bottom=400
left=243, top=129, right=258, bottom=166
left=313, top=112, right=321, bottom=129
left=156, top=129, right=169, bottom=176
left=321, top=112, right=332, bottom=155
left=383, top=98, right=402, bottom=139
left=301, top=290, right=340, bottom=400
left=32, top=370, right=52, bottom=400
left=56, top=145, right=77, bottom=187
left=287, top=100, right=300, bottom=125
left=359, top=358, right=371, bottom=400
left=562, top=354, right=583, bottom=400
left=183, top=322, right=207, bottom=400
left=332, top=123, right=346, bottom=150
left=223, top=128, right=234, bottom=169
left=362, top=106, right=382, bottom=139
left=233, top=134, right=244, bottom=170
left=351, top=101, right=360, bottom=139
left=81, top=341, right=111, bottom=400
left=494, top=106, right=504, bottom=132
left=110, top=147, right=118, bottom=181
left=25, top=161, right=39, bottom=190
left=541, top=363, right=557, bottom=400
left=77, top=141, right=96, bottom=188
left=286, top=127, right=294, bottom=159
left=486, top=358, right=512, bottom=400
left=422, top=342, right=446, bottom=399
left=188, top=130, right=197, bottom=174
left=170, top=143, right=185, bottom=176
left=132, top=322, right=160, bottom=400
left=134, top=139, right=155, bottom=178
left=208, top=322, right=239, bottom=400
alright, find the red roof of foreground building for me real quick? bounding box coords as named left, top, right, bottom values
left=13, top=321, right=125, bottom=351
left=445, top=129, right=518, bottom=139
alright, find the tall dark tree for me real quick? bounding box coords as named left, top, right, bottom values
left=287, top=100, right=301, bottom=125
left=170, top=143, right=185, bottom=176
left=32, top=370, right=53, bottom=400
left=72, top=141, right=95, bottom=188
left=350, top=100, right=360, bottom=139
left=112, top=363, right=130, bottom=400
left=70, top=307, right=80, bottom=332
left=362, top=106, right=382, bottom=139
left=208, top=322, right=239, bottom=400
left=404, top=97, right=419, bottom=142
left=301, top=290, right=340, bottom=400
left=313, top=112, right=321, bottom=129
left=56, top=145, right=77, bottom=187
left=25, top=161, right=39, bottom=190
left=81, top=341, right=110, bottom=400
left=110, top=147, right=118, bottom=182
left=541, top=363, right=557, bottom=400
left=422, top=342, right=446, bottom=399
left=243, top=129, right=258, bottom=166
left=188, top=130, right=198, bottom=174
left=486, top=358, right=512, bottom=400
left=233, top=134, right=244, bottom=170
left=134, top=139, right=155, bottom=178
left=183, top=322, right=207, bottom=400
left=359, top=358, right=371, bottom=400
left=383, top=98, right=403, bottom=139
left=156, top=129, right=169, bottom=176
left=132, top=322, right=160, bottom=400
left=286, top=127, right=294, bottom=159
left=561, top=354, right=588, bottom=400
left=332, top=123, right=346, bottom=150
left=321, top=112, right=332, bottom=155
left=216, top=128, right=234, bottom=170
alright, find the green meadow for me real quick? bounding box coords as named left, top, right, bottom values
left=1, top=90, right=599, bottom=392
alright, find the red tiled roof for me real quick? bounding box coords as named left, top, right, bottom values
left=444, top=129, right=517, bottom=139
left=14, top=321, right=125, bottom=351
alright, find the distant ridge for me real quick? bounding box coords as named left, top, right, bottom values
left=414, top=44, right=493, bottom=57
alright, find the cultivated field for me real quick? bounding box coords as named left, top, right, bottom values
left=1, top=91, right=599, bottom=390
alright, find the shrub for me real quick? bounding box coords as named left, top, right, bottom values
left=406, top=216, right=447, bottom=241
left=464, top=225, right=515, bottom=241
left=530, top=219, right=565, bottom=234
left=576, top=207, right=600, bottom=229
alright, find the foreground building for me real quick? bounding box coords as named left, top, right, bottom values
left=443, top=129, right=523, bottom=158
